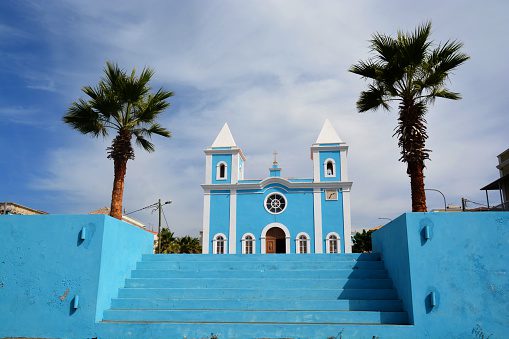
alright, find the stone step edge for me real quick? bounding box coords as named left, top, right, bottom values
left=101, top=320, right=407, bottom=325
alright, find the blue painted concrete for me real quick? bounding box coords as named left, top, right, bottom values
left=0, top=214, right=153, bottom=338
left=321, top=190, right=345, bottom=252
left=2, top=213, right=508, bottom=338
left=211, top=154, right=232, bottom=184
left=319, top=150, right=341, bottom=181
left=235, top=186, right=315, bottom=253
left=372, top=212, right=509, bottom=338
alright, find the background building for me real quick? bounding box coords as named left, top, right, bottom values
left=480, top=147, right=509, bottom=210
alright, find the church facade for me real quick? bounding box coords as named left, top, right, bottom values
left=201, top=120, right=352, bottom=254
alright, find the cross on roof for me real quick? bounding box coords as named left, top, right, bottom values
left=273, top=151, right=278, bottom=165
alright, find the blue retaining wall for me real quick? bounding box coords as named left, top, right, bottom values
left=372, top=212, right=509, bottom=338
left=0, top=214, right=153, bottom=338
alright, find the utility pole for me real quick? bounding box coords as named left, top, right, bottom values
left=158, top=198, right=162, bottom=254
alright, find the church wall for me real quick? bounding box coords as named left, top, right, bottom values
left=211, top=154, right=232, bottom=184
left=209, top=190, right=231, bottom=252
left=236, top=185, right=314, bottom=253
left=321, top=190, right=345, bottom=252
left=319, top=150, right=342, bottom=182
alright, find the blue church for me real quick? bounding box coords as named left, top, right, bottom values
left=201, top=119, right=353, bottom=254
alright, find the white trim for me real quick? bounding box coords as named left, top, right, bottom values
left=323, top=158, right=336, bottom=178
left=201, top=192, right=211, bottom=254
left=212, top=233, right=227, bottom=254
left=202, top=177, right=353, bottom=190
left=263, top=192, right=288, bottom=215
left=325, top=232, right=341, bottom=254
left=340, top=146, right=349, bottom=181
left=295, top=232, right=311, bottom=254
left=313, top=188, right=323, bottom=253
left=311, top=145, right=348, bottom=153
left=205, top=154, right=212, bottom=185
left=216, top=161, right=228, bottom=181
left=231, top=153, right=239, bottom=184
left=312, top=150, right=320, bottom=182
left=204, top=147, right=246, bottom=161
left=241, top=232, right=256, bottom=254
left=229, top=190, right=237, bottom=254
left=260, top=223, right=291, bottom=254
left=342, top=191, right=352, bottom=253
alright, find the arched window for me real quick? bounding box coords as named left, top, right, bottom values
left=326, top=232, right=341, bottom=254
left=295, top=232, right=310, bottom=254
left=216, top=162, right=228, bottom=180
left=324, top=158, right=336, bottom=178
left=242, top=233, right=256, bottom=254
left=213, top=233, right=227, bottom=254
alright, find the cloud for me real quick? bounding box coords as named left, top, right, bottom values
left=14, top=0, right=509, bottom=235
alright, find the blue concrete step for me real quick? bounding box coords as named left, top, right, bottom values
left=117, top=287, right=399, bottom=300
left=111, top=298, right=404, bottom=312
left=124, top=277, right=394, bottom=289
left=136, top=260, right=385, bottom=270
left=131, top=268, right=389, bottom=279
left=102, top=309, right=408, bottom=324
left=102, top=253, right=409, bottom=330
left=142, top=253, right=381, bottom=261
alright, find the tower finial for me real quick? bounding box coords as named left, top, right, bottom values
left=273, top=150, right=278, bottom=165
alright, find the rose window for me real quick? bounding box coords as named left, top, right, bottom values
left=265, top=193, right=287, bottom=214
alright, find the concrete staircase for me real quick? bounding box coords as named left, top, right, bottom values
left=100, top=253, right=409, bottom=338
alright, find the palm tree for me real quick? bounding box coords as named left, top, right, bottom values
left=63, top=62, right=173, bottom=219
left=176, top=236, right=202, bottom=254
left=349, top=22, right=469, bottom=211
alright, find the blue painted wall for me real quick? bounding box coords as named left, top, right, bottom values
left=0, top=215, right=153, bottom=338
left=321, top=191, right=345, bottom=252
left=96, top=216, right=154, bottom=321
left=319, top=150, right=341, bottom=182
left=236, top=185, right=314, bottom=253
left=209, top=190, right=231, bottom=250
left=212, top=154, right=232, bottom=184
left=372, top=212, right=509, bottom=337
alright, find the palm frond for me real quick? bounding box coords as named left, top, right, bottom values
left=63, top=99, right=107, bottom=137
left=133, top=131, right=155, bottom=152
left=357, top=84, right=390, bottom=112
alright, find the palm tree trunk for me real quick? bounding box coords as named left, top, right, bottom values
left=110, top=157, right=128, bottom=219
left=408, top=161, right=427, bottom=212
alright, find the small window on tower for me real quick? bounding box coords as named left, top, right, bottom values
left=324, top=158, right=336, bottom=178
left=327, top=162, right=334, bottom=175
left=216, top=162, right=228, bottom=180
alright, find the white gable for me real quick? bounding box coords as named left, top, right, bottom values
left=315, top=119, right=343, bottom=144
left=211, top=123, right=237, bottom=147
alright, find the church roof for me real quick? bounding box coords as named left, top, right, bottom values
left=315, top=119, right=343, bottom=144
left=211, top=123, right=237, bottom=148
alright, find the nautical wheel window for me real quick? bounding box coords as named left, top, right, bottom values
left=264, top=193, right=287, bottom=214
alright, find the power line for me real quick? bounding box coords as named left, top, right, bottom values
left=124, top=202, right=158, bottom=215
left=161, top=205, right=169, bottom=229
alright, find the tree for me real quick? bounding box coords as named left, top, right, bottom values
left=63, top=62, right=173, bottom=219
left=155, top=228, right=179, bottom=254
left=349, top=22, right=469, bottom=211
left=176, top=236, right=202, bottom=254
left=352, top=229, right=374, bottom=253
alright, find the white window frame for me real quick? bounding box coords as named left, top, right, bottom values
left=241, top=233, right=256, bottom=254
left=325, top=232, right=341, bottom=254
left=323, top=158, right=336, bottom=178
left=295, top=232, right=311, bottom=254
left=216, top=161, right=228, bottom=181
left=264, top=192, right=288, bottom=215
left=212, top=233, right=227, bottom=254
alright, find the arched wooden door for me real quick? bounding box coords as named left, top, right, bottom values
left=266, top=227, right=286, bottom=254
